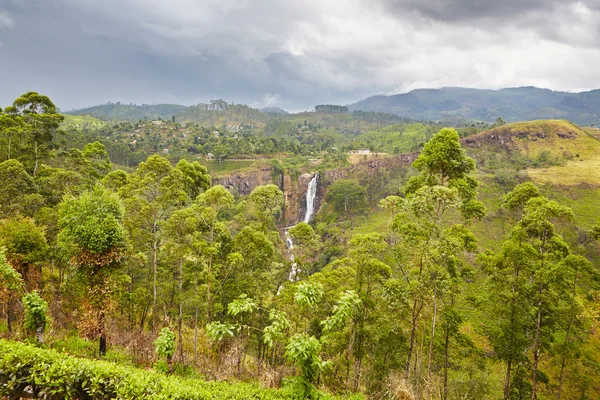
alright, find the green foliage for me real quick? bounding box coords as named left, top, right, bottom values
left=264, top=309, right=291, bottom=348
left=322, top=290, right=361, bottom=334
left=3, top=90, right=600, bottom=399
left=502, top=181, right=542, bottom=211
left=249, top=184, right=285, bottom=217
left=227, top=294, right=258, bottom=316
left=325, top=179, right=367, bottom=215
left=0, top=216, right=48, bottom=267
left=22, top=291, right=48, bottom=341
left=58, top=186, right=128, bottom=261
left=0, top=249, right=23, bottom=292
left=0, top=160, right=36, bottom=217
left=285, top=333, right=330, bottom=396
left=1, top=339, right=355, bottom=399
left=294, top=282, right=325, bottom=309
left=154, top=328, right=176, bottom=360
left=206, top=321, right=237, bottom=342
left=412, top=127, right=475, bottom=184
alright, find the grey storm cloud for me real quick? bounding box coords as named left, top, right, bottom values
left=1, top=0, right=600, bottom=111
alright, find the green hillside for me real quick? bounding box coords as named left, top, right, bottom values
left=67, top=103, right=188, bottom=121
left=61, top=114, right=106, bottom=129
left=463, top=119, right=600, bottom=186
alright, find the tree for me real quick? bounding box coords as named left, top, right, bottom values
left=175, top=159, right=210, bottom=200
left=0, top=160, right=37, bottom=218
left=288, top=222, right=322, bottom=275
left=483, top=183, right=577, bottom=399
left=480, top=239, right=536, bottom=399
left=3, top=92, right=64, bottom=176
left=0, top=216, right=47, bottom=291
left=81, top=141, right=112, bottom=181
left=122, top=154, right=190, bottom=333
left=326, top=179, right=366, bottom=215
left=384, top=127, right=484, bottom=393
left=193, top=186, right=235, bottom=323
left=58, top=186, right=129, bottom=356
left=411, top=127, right=475, bottom=186
left=248, top=184, right=284, bottom=230
left=0, top=248, right=24, bottom=333
left=518, top=195, right=573, bottom=400
left=0, top=111, right=26, bottom=161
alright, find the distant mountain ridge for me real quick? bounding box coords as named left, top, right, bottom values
left=348, top=86, right=600, bottom=125
left=67, top=87, right=600, bottom=126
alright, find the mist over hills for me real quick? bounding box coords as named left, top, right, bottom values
left=66, top=86, right=600, bottom=126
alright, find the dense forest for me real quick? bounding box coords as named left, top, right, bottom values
left=1, top=92, right=599, bottom=400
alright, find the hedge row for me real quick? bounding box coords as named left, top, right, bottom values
left=0, top=339, right=320, bottom=399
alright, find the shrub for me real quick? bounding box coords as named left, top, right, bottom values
left=153, top=327, right=176, bottom=373
left=22, top=291, right=48, bottom=344
left=0, top=340, right=359, bottom=399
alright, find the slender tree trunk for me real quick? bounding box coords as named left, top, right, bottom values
left=406, top=298, right=422, bottom=378
left=531, top=282, right=543, bottom=400
left=178, top=258, right=184, bottom=364
left=6, top=298, right=12, bottom=333
left=556, top=314, right=574, bottom=400
left=557, top=273, right=579, bottom=400
left=7, top=137, right=11, bottom=160
left=152, top=219, right=158, bottom=333
left=427, top=289, right=437, bottom=380
left=193, top=271, right=199, bottom=362
left=206, top=254, right=212, bottom=323
left=33, top=140, right=39, bottom=176
left=443, top=322, right=450, bottom=400
left=556, top=356, right=567, bottom=400
left=504, top=360, right=513, bottom=400
left=99, top=310, right=107, bottom=357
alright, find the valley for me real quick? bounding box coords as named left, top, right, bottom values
left=1, top=92, right=599, bottom=400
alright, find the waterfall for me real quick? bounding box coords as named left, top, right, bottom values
left=283, top=173, right=318, bottom=283
left=303, top=173, right=318, bottom=223
left=285, top=230, right=300, bottom=282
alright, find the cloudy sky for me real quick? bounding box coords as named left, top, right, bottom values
left=1, top=0, right=600, bottom=111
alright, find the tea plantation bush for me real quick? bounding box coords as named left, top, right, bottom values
left=0, top=340, right=360, bottom=399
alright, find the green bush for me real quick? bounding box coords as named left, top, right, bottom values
left=22, top=291, right=48, bottom=343
left=0, top=340, right=360, bottom=399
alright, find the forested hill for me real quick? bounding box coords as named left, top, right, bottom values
left=67, top=103, right=188, bottom=121
left=348, top=86, right=600, bottom=125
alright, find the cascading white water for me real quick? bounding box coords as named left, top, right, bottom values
left=285, top=230, right=300, bottom=281
left=284, top=173, right=318, bottom=282
left=303, top=174, right=318, bottom=223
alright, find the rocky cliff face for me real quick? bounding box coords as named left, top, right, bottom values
left=213, top=153, right=419, bottom=225
left=212, top=166, right=280, bottom=196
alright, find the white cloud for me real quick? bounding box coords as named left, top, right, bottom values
left=0, top=11, right=14, bottom=28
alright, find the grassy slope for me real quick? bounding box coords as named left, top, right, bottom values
left=468, top=119, right=600, bottom=186
left=61, top=114, right=106, bottom=129
left=354, top=123, right=436, bottom=153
